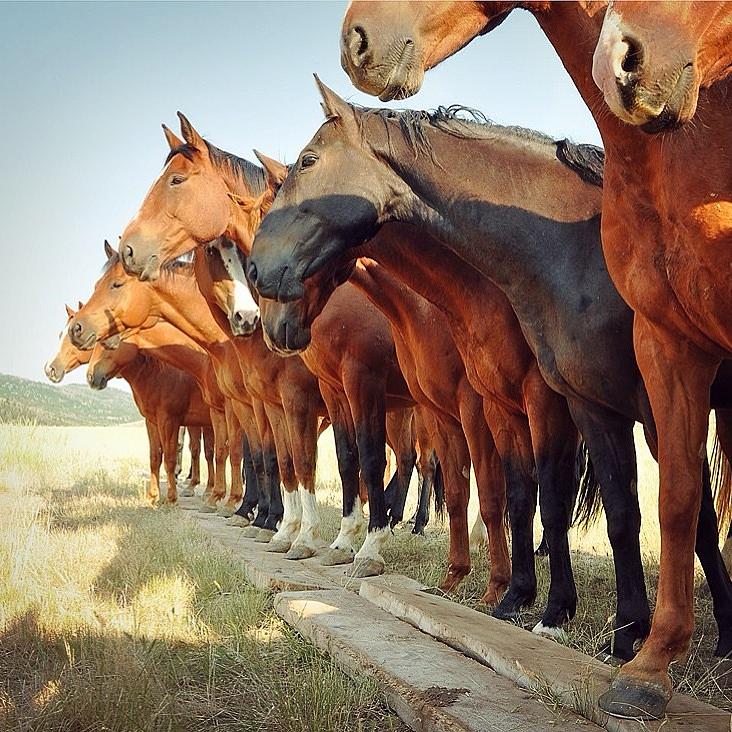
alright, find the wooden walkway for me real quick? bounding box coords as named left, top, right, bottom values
left=181, top=502, right=730, bottom=732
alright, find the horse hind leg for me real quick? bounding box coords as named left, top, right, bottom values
left=180, top=426, right=201, bottom=497
left=413, top=449, right=436, bottom=535
left=568, top=402, right=649, bottom=663
left=145, top=419, right=162, bottom=506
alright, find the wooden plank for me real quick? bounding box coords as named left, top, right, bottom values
left=360, top=575, right=730, bottom=732
left=276, top=589, right=603, bottom=732
left=182, top=506, right=391, bottom=593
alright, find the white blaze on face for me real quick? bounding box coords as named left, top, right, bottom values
left=592, top=5, right=630, bottom=114
left=214, top=240, right=259, bottom=330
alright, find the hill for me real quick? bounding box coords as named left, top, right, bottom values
left=0, top=373, right=141, bottom=426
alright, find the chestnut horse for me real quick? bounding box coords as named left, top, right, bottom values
left=114, top=115, right=420, bottom=574
left=592, top=1, right=732, bottom=131
left=339, top=1, right=732, bottom=717
left=45, top=308, right=217, bottom=502
left=247, top=84, right=732, bottom=674
left=68, top=250, right=285, bottom=537
left=87, top=338, right=213, bottom=505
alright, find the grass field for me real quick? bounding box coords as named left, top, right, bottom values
left=1, top=421, right=731, bottom=731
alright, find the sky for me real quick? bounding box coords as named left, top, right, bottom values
left=0, top=1, right=600, bottom=387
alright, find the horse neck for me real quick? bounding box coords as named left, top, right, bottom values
left=118, top=353, right=151, bottom=388
left=349, top=257, right=429, bottom=338
left=377, top=122, right=601, bottom=307
left=152, top=277, right=230, bottom=357
left=532, top=4, right=610, bottom=126
left=363, top=225, right=493, bottom=324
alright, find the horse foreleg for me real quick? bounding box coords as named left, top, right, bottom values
left=159, top=418, right=181, bottom=505
left=283, top=397, right=321, bottom=561
left=460, top=396, right=510, bottom=606
left=145, top=419, right=162, bottom=506
left=218, top=405, right=243, bottom=517
left=483, top=405, right=538, bottom=620
left=599, top=321, right=718, bottom=720
left=431, top=420, right=471, bottom=593
left=202, top=425, right=215, bottom=496
left=320, top=383, right=364, bottom=566
left=202, top=408, right=228, bottom=511
left=526, top=378, right=580, bottom=638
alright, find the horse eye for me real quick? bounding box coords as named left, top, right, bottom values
left=300, top=153, right=318, bottom=170
left=170, top=175, right=186, bottom=186
left=111, top=281, right=124, bottom=289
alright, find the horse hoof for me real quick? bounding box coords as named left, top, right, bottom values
left=285, top=544, right=316, bottom=561
left=179, top=486, right=195, bottom=498
left=225, top=515, right=250, bottom=528
left=217, top=505, right=236, bottom=518
left=241, top=526, right=262, bottom=538
left=266, top=539, right=292, bottom=554
left=532, top=621, right=568, bottom=642
left=197, top=505, right=217, bottom=514
left=320, top=548, right=354, bottom=566
left=350, top=558, right=385, bottom=578
left=254, top=529, right=276, bottom=543
left=162, top=499, right=178, bottom=508
left=597, top=676, right=670, bottom=720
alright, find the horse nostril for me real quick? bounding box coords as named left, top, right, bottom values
left=234, top=311, right=244, bottom=325
left=348, top=25, right=369, bottom=65
left=620, top=36, right=642, bottom=75
left=124, top=244, right=134, bottom=262
left=72, top=322, right=82, bottom=337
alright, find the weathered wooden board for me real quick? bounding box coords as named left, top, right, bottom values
left=182, top=505, right=380, bottom=593
left=276, top=589, right=603, bottom=732
left=360, top=575, right=730, bottom=732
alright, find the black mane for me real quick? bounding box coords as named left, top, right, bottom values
left=356, top=103, right=604, bottom=186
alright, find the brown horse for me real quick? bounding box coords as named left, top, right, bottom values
left=349, top=258, right=511, bottom=600
left=45, top=309, right=217, bottom=502
left=246, top=146, right=590, bottom=632
left=340, top=2, right=732, bottom=718
left=87, top=338, right=214, bottom=505
left=592, top=1, right=732, bottom=130
left=114, top=115, right=421, bottom=574
left=69, top=248, right=286, bottom=535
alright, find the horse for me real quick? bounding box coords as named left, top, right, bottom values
left=86, top=337, right=214, bottom=505
left=339, top=1, right=732, bottom=718
left=45, top=307, right=218, bottom=502
left=592, top=1, right=732, bottom=131
left=246, top=82, right=732, bottom=681
left=68, top=247, right=285, bottom=538
left=112, top=115, right=424, bottom=574
left=240, top=147, right=594, bottom=632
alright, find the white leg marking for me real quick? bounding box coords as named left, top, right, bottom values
left=330, top=497, right=365, bottom=553
left=271, top=489, right=302, bottom=544
left=532, top=621, right=568, bottom=642
left=291, top=486, right=320, bottom=550
left=354, top=526, right=391, bottom=563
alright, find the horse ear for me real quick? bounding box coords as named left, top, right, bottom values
left=162, top=123, right=183, bottom=150
left=65, top=304, right=75, bottom=318
left=77, top=301, right=84, bottom=310
left=104, top=239, right=115, bottom=260
left=314, top=75, right=352, bottom=123
left=177, top=112, right=205, bottom=151
left=253, top=150, right=288, bottom=192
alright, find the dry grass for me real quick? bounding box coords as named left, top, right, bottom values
left=0, top=423, right=407, bottom=732
left=2, top=420, right=731, bottom=729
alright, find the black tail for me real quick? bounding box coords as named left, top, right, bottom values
left=572, top=441, right=603, bottom=530
left=433, top=458, right=445, bottom=520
